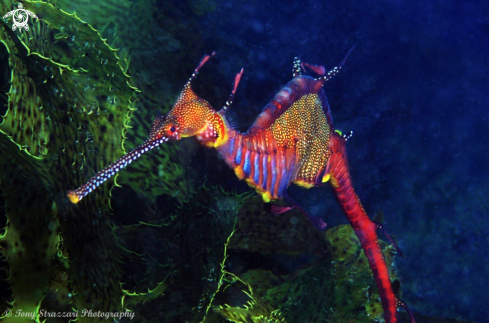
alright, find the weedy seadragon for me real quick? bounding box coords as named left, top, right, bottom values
left=68, top=50, right=416, bottom=323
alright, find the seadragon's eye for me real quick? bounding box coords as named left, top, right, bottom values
left=170, top=126, right=176, bottom=133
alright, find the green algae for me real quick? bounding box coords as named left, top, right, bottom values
left=0, top=0, right=138, bottom=320
left=117, top=185, right=252, bottom=322
left=0, top=135, right=59, bottom=323
left=213, top=222, right=398, bottom=323
left=46, top=0, right=192, bottom=204
left=116, top=107, right=190, bottom=203
left=325, top=225, right=397, bottom=323
left=0, top=1, right=204, bottom=319
left=213, top=273, right=286, bottom=323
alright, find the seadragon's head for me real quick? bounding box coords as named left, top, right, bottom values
left=151, top=52, right=217, bottom=143
left=67, top=52, right=242, bottom=204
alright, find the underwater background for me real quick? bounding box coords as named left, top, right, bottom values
left=0, top=0, right=487, bottom=322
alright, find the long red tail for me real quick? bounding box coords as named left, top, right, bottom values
left=327, top=132, right=398, bottom=322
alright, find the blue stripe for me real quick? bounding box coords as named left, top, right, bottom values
left=235, top=144, right=242, bottom=165
left=279, top=168, right=289, bottom=195
left=262, top=154, right=268, bottom=191
left=228, top=137, right=235, bottom=155
left=270, top=154, right=276, bottom=194
left=278, top=154, right=287, bottom=195
left=253, top=153, right=260, bottom=183
left=243, top=149, right=251, bottom=175
left=279, top=154, right=294, bottom=196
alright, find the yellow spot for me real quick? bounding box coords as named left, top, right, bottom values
left=261, top=191, right=271, bottom=203
left=322, top=173, right=331, bottom=183
left=67, top=191, right=80, bottom=204
left=214, top=120, right=229, bottom=147
left=293, top=180, right=314, bottom=188
left=269, top=94, right=331, bottom=183
left=329, top=176, right=339, bottom=189
left=234, top=166, right=245, bottom=180
left=245, top=178, right=255, bottom=188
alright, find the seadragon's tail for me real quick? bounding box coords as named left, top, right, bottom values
left=326, top=131, right=415, bottom=323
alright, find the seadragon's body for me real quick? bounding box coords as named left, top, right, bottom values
left=68, top=51, right=415, bottom=323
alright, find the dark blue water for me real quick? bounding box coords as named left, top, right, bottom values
left=192, top=1, right=488, bottom=321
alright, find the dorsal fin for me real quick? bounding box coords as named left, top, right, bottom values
left=188, top=51, right=216, bottom=86
left=292, top=56, right=302, bottom=77
left=284, top=195, right=327, bottom=231
left=293, top=56, right=327, bottom=77
left=175, top=51, right=217, bottom=105
left=222, top=108, right=239, bottom=131
left=248, top=49, right=353, bottom=132
left=221, top=68, right=244, bottom=113
left=247, top=75, right=324, bottom=132
left=219, top=68, right=244, bottom=131
left=315, top=46, right=355, bottom=85
left=301, top=62, right=326, bottom=76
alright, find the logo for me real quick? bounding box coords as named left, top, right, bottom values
left=3, top=3, right=38, bottom=31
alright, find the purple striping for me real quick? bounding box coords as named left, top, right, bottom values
left=270, top=152, right=277, bottom=197
left=261, top=152, right=268, bottom=191
left=253, top=151, right=260, bottom=184
left=243, top=148, right=251, bottom=175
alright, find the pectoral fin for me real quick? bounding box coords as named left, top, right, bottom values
left=284, top=196, right=327, bottom=231
left=264, top=203, right=294, bottom=215
left=264, top=196, right=327, bottom=231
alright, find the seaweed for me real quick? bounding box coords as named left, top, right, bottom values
left=116, top=185, right=252, bottom=322
left=48, top=0, right=194, bottom=204
left=0, top=0, right=138, bottom=319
